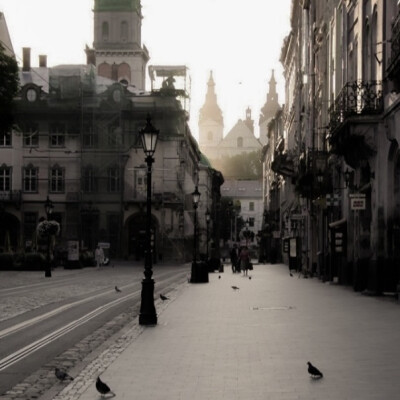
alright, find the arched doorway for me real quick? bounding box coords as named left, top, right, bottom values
left=127, top=213, right=159, bottom=262
left=0, top=212, right=20, bottom=252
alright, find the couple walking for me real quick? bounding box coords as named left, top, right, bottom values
left=230, top=244, right=252, bottom=275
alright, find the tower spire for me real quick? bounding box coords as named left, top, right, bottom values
left=267, top=69, right=277, bottom=104
left=199, top=71, right=223, bottom=124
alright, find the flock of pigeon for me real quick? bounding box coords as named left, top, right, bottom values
left=54, top=273, right=324, bottom=397
left=55, top=360, right=323, bottom=397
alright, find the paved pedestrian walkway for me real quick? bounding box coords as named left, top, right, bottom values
left=52, top=263, right=400, bottom=400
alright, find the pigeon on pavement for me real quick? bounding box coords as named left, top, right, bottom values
left=96, top=376, right=115, bottom=397
left=115, top=286, right=121, bottom=292
left=160, top=294, right=169, bottom=301
left=55, top=367, right=74, bottom=381
left=231, top=286, right=240, bottom=290
left=307, top=361, right=323, bottom=378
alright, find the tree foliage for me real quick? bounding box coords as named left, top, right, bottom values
left=0, top=43, right=19, bottom=134
left=209, top=150, right=262, bottom=180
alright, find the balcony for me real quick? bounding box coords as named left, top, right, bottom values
left=0, top=190, right=21, bottom=204
left=328, top=80, right=382, bottom=168
left=387, top=10, right=400, bottom=82
left=271, top=152, right=294, bottom=178
left=328, top=80, right=383, bottom=132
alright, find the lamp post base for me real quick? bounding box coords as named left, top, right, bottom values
left=190, top=261, right=209, bottom=283
left=139, top=278, right=157, bottom=325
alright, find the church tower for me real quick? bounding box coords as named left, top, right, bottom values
left=259, top=70, right=281, bottom=145
left=198, top=71, right=224, bottom=156
left=92, top=0, right=149, bottom=90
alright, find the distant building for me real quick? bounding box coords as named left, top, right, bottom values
left=199, top=71, right=281, bottom=160
left=198, top=71, right=224, bottom=156
left=221, top=180, right=263, bottom=245
left=258, top=70, right=282, bottom=146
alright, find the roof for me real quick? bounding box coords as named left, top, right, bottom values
left=0, top=12, right=14, bottom=57
left=221, top=180, right=263, bottom=199
left=18, top=64, right=147, bottom=96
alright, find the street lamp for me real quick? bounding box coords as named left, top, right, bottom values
left=190, top=186, right=202, bottom=283
left=139, top=115, right=159, bottom=326
left=44, top=196, right=54, bottom=278
left=244, top=219, right=251, bottom=247
left=205, top=209, right=210, bottom=261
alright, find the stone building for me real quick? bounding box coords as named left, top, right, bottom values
left=0, top=1, right=223, bottom=264
left=263, top=0, right=400, bottom=293
left=198, top=72, right=263, bottom=160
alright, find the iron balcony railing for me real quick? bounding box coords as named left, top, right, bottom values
left=328, top=80, right=383, bottom=131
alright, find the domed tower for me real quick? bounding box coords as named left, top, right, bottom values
left=92, top=0, right=149, bottom=90
left=198, top=71, right=224, bottom=156
left=259, top=70, right=281, bottom=144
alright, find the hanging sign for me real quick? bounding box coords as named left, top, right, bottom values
left=350, top=194, right=366, bottom=210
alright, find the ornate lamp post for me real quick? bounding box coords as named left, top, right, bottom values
left=139, top=115, right=159, bottom=326
left=44, top=196, right=54, bottom=278
left=205, top=209, right=210, bottom=261
left=190, top=186, right=201, bottom=283
left=244, top=219, right=251, bottom=247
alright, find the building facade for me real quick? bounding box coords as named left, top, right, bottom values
left=263, top=0, right=400, bottom=293
left=0, top=2, right=223, bottom=265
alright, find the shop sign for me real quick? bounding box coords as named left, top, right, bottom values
left=350, top=194, right=366, bottom=210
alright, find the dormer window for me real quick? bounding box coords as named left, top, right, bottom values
left=23, top=84, right=40, bottom=103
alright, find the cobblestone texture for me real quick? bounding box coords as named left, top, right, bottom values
left=0, top=264, right=186, bottom=400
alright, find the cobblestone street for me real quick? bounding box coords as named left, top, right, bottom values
left=5, top=262, right=397, bottom=400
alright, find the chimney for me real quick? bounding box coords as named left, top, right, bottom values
left=22, top=47, right=31, bottom=71
left=39, top=54, right=47, bottom=68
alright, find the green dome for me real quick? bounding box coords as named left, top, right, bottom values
left=94, top=0, right=140, bottom=12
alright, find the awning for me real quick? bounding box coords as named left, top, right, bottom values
left=329, top=218, right=347, bottom=228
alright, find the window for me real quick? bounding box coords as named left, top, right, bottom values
left=23, top=165, right=38, bottom=192
left=50, top=166, right=65, bottom=193
left=249, top=201, right=255, bottom=211
left=23, top=124, right=39, bottom=147
left=237, top=137, right=243, bottom=147
left=121, top=21, right=128, bottom=41
left=82, top=166, right=97, bottom=193
left=108, top=125, right=122, bottom=147
left=107, top=166, right=120, bottom=192
left=50, top=124, right=65, bottom=147
left=0, top=131, right=11, bottom=147
left=102, top=21, right=109, bottom=41
left=0, top=165, right=11, bottom=191
left=83, top=124, right=98, bottom=148
left=249, top=217, right=255, bottom=227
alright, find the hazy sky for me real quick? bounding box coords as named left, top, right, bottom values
left=0, top=0, right=291, bottom=141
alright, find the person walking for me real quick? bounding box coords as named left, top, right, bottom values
left=95, top=245, right=104, bottom=269
left=239, top=246, right=250, bottom=276
left=230, top=244, right=239, bottom=273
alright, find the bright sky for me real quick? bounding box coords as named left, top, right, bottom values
left=0, top=0, right=291, bottom=141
